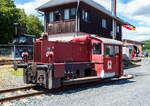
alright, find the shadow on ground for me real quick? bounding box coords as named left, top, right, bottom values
left=124, top=59, right=141, bottom=69
left=51, top=80, right=135, bottom=95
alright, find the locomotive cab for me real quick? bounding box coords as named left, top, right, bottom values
left=90, top=35, right=123, bottom=79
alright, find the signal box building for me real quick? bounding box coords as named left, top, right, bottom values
left=37, top=0, right=128, bottom=41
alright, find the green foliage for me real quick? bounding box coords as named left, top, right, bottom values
left=26, top=15, right=44, bottom=38
left=0, top=0, right=44, bottom=44
left=142, top=39, right=150, bottom=54
left=9, top=69, right=23, bottom=76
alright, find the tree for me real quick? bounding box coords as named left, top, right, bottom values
left=142, top=40, right=150, bottom=54
left=0, top=0, right=44, bottom=44
left=26, top=15, right=44, bottom=38
left=0, top=0, right=17, bottom=43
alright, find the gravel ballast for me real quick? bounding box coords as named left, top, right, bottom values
left=2, top=58, right=150, bottom=106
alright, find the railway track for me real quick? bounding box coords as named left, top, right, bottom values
left=0, top=60, right=33, bottom=66
left=0, top=85, right=50, bottom=103
left=0, top=75, right=133, bottom=103
left=0, top=60, right=23, bottom=65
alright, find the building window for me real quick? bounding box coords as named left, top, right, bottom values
left=82, top=10, right=85, bottom=20
left=117, top=25, right=120, bottom=33
left=85, top=12, right=88, bottom=21
left=102, top=18, right=107, bottom=28
left=49, top=12, right=53, bottom=23
left=54, top=10, right=61, bottom=22
left=82, top=10, right=88, bottom=22
left=64, top=9, right=69, bottom=20
left=93, top=43, right=101, bottom=55
left=70, top=8, right=76, bottom=19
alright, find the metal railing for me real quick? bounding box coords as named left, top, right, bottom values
left=0, top=44, right=33, bottom=89
left=0, top=45, right=33, bottom=60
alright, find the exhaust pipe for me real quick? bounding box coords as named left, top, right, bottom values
left=111, top=0, right=116, bottom=16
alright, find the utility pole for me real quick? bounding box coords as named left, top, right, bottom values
left=38, top=11, right=45, bottom=32
left=111, top=0, right=116, bottom=39
left=44, top=14, right=47, bottom=32
left=76, top=0, right=80, bottom=37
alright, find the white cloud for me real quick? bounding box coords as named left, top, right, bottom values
left=16, top=0, right=49, bottom=15
left=94, top=0, right=111, bottom=10
left=116, top=0, right=150, bottom=41
left=123, top=26, right=150, bottom=41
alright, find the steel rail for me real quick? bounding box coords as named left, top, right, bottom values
left=0, top=90, right=51, bottom=103
left=0, top=60, right=22, bottom=65
left=0, top=85, right=36, bottom=94
left=0, top=75, right=133, bottom=103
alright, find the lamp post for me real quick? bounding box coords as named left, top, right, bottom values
left=13, top=23, right=19, bottom=35
left=38, top=11, right=45, bottom=32
left=13, top=22, right=19, bottom=61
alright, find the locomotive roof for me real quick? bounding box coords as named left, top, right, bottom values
left=36, top=0, right=129, bottom=25
left=92, top=36, right=123, bottom=45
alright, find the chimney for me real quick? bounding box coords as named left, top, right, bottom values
left=111, top=0, right=116, bottom=16
left=111, top=0, right=117, bottom=39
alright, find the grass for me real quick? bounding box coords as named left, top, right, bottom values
left=0, top=65, right=23, bottom=77
left=9, top=68, right=23, bottom=76
left=0, top=55, right=11, bottom=61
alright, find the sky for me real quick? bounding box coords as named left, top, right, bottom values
left=14, top=0, right=150, bottom=41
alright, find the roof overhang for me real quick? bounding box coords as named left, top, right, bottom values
left=91, top=36, right=123, bottom=45
left=36, top=0, right=130, bottom=25
left=123, top=39, right=144, bottom=45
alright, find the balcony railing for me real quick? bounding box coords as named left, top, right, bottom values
left=47, top=20, right=76, bottom=34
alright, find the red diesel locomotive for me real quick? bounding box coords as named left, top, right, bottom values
left=15, top=33, right=123, bottom=89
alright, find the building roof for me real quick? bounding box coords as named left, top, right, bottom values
left=123, top=39, right=144, bottom=45
left=36, top=0, right=129, bottom=25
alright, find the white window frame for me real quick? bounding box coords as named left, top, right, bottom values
left=82, top=10, right=85, bottom=20
left=102, top=18, right=107, bottom=28
left=64, top=9, right=69, bottom=20
left=49, top=12, right=54, bottom=23
left=71, top=8, right=76, bottom=15
left=70, top=8, right=76, bottom=19
left=117, top=25, right=120, bottom=33
left=82, top=10, right=88, bottom=22
left=85, top=12, right=88, bottom=21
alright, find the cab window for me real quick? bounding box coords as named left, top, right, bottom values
left=105, top=45, right=114, bottom=58
left=115, top=46, right=119, bottom=56
left=93, top=43, right=101, bottom=55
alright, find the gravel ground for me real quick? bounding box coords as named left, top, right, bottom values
left=0, top=65, right=27, bottom=90
left=2, top=58, right=150, bottom=106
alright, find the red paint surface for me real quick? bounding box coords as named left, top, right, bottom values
left=33, top=34, right=123, bottom=78
left=54, top=63, right=65, bottom=78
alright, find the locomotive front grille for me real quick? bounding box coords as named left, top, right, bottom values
left=34, top=42, right=41, bottom=62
